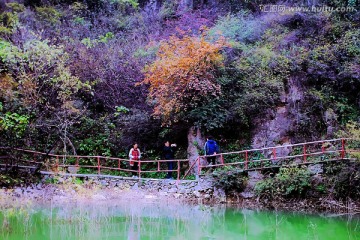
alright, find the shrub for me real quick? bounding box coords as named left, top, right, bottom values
left=6, top=3, right=26, bottom=13
left=0, top=170, right=40, bottom=187
left=336, top=121, right=360, bottom=159
left=208, top=12, right=265, bottom=45
left=324, top=161, right=360, bottom=200
left=255, top=166, right=311, bottom=199
left=35, top=7, right=62, bottom=25
left=0, top=112, right=30, bottom=138
left=0, top=12, right=19, bottom=34
left=211, top=167, right=247, bottom=193
left=333, top=163, right=360, bottom=199
left=160, top=1, right=178, bottom=20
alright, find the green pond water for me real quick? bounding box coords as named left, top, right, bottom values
left=0, top=201, right=359, bottom=240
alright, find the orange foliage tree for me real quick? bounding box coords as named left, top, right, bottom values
left=143, top=32, right=226, bottom=126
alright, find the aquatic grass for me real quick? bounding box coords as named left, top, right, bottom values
left=308, top=221, right=319, bottom=240
left=0, top=196, right=359, bottom=239
left=35, top=200, right=214, bottom=240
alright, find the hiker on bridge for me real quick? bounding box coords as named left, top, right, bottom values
left=163, top=141, right=177, bottom=179
left=204, top=136, right=219, bottom=166
left=129, top=143, right=141, bottom=176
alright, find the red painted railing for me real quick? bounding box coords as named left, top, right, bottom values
left=1, top=138, right=359, bottom=181
left=183, top=138, right=359, bottom=178
left=0, top=147, right=189, bottom=181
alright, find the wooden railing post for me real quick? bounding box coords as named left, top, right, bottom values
left=341, top=138, right=345, bottom=159
left=182, top=158, right=196, bottom=180
left=272, top=148, right=277, bottom=161
left=245, top=151, right=248, bottom=170
left=197, top=157, right=201, bottom=175
left=138, top=160, right=141, bottom=178
left=303, top=144, right=307, bottom=162
left=177, top=160, right=180, bottom=181
left=97, top=156, right=100, bottom=174
left=56, top=156, right=59, bottom=172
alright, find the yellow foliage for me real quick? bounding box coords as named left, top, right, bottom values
left=18, top=75, right=39, bottom=106
left=142, top=32, right=226, bottom=124
left=0, top=74, right=17, bottom=99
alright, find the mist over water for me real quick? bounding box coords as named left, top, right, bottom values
left=0, top=200, right=359, bottom=240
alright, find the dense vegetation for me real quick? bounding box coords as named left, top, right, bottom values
left=0, top=0, right=359, bottom=160
left=253, top=162, right=360, bottom=201
left=255, top=166, right=312, bottom=199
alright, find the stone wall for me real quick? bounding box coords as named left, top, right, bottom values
left=42, top=174, right=226, bottom=203
left=41, top=163, right=325, bottom=203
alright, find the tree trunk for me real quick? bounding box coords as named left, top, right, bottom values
left=187, top=126, right=205, bottom=175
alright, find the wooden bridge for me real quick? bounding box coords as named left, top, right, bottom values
left=0, top=138, right=359, bottom=181
left=185, top=138, right=360, bottom=178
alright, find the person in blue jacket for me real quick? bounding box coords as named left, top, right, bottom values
left=204, top=136, right=219, bottom=166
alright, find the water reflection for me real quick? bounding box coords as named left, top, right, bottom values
left=0, top=200, right=359, bottom=240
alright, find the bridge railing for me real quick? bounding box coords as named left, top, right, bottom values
left=0, top=147, right=190, bottom=181
left=1, top=138, right=359, bottom=180
left=192, top=138, right=359, bottom=176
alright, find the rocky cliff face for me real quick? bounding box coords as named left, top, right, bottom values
left=251, top=72, right=342, bottom=153
left=251, top=76, right=339, bottom=161
left=252, top=76, right=304, bottom=150
left=187, top=127, right=205, bottom=174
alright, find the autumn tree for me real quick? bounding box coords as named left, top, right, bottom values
left=142, top=32, right=226, bottom=167
left=143, top=32, right=226, bottom=126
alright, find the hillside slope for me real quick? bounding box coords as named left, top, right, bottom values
left=0, top=0, right=359, bottom=157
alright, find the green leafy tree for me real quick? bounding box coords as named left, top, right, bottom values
left=0, top=39, right=90, bottom=155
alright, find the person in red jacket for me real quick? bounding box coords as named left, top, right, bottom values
left=129, top=143, right=141, bottom=176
